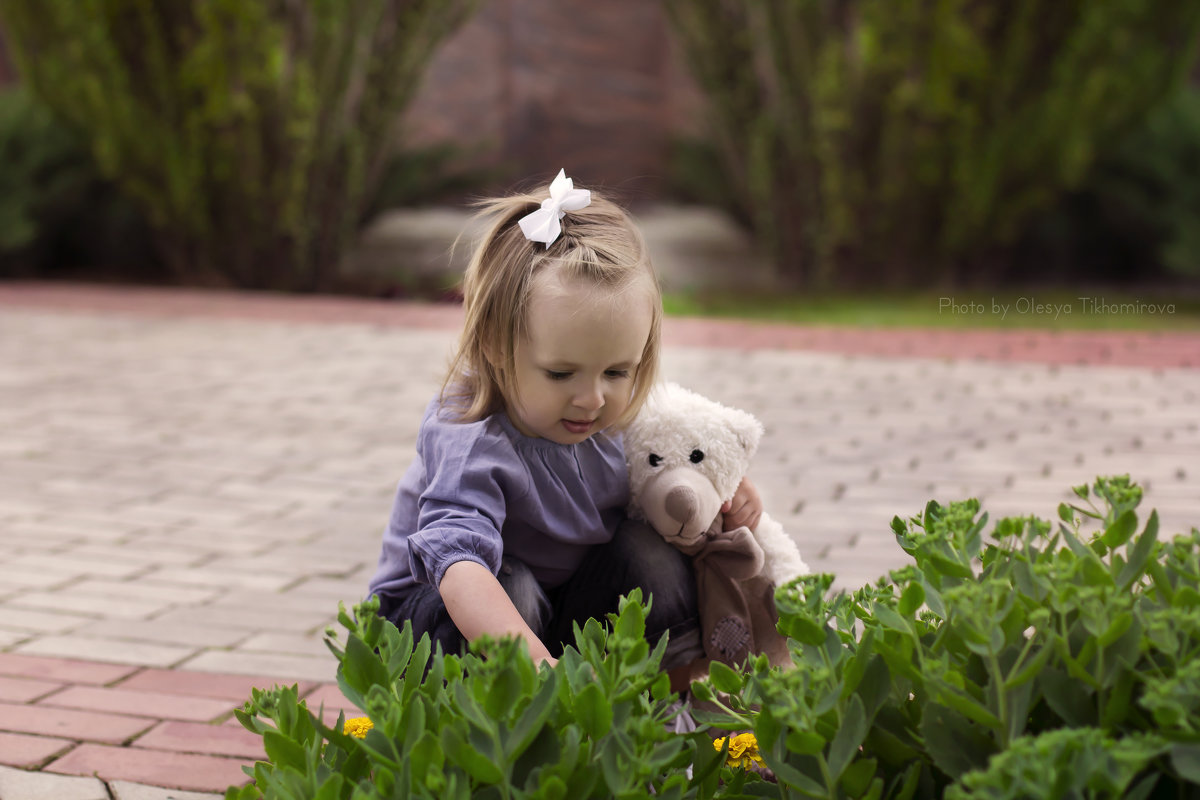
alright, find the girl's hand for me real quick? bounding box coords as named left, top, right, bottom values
left=722, top=477, right=763, bottom=532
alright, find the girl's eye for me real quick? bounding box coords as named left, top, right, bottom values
left=545, top=370, right=571, bottom=381
left=648, top=454, right=663, bottom=467
left=690, top=449, right=705, bottom=464
left=604, top=369, right=630, bottom=379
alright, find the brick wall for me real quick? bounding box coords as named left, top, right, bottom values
left=403, top=0, right=705, bottom=203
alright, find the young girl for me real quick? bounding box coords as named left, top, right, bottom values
left=368, top=170, right=762, bottom=676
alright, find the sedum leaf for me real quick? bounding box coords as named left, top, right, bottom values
left=573, top=682, right=613, bottom=739
left=1101, top=508, right=1139, bottom=549
left=709, top=660, right=745, bottom=694
left=828, top=694, right=869, bottom=780
left=920, top=702, right=997, bottom=779
left=442, top=724, right=504, bottom=784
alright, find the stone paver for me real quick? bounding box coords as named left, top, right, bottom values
left=113, top=668, right=316, bottom=702
left=13, top=635, right=198, bottom=669
left=0, top=731, right=75, bottom=768
left=1, top=281, right=1198, bottom=797
left=109, top=782, right=224, bottom=800
left=108, top=781, right=225, bottom=800
left=134, top=720, right=265, bottom=760
left=0, top=765, right=110, bottom=800
left=0, top=701, right=155, bottom=745
left=45, top=744, right=250, bottom=793
left=0, top=654, right=139, bottom=685
left=0, top=675, right=63, bottom=704
left=177, top=650, right=337, bottom=683
left=38, top=686, right=235, bottom=723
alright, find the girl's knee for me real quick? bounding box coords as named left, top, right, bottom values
left=498, top=556, right=551, bottom=637
left=610, top=519, right=697, bottom=626
left=613, top=519, right=694, bottom=588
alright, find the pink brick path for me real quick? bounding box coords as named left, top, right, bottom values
left=1, top=281, right=1197, bottom=367
left=0, top=653, right=349, bottom=795
left=1, top=281, right=1197, bottom=797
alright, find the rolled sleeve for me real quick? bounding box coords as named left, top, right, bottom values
left=407, top=521, right=503, bottom=588
left=405, top=427, right=530, bottom=589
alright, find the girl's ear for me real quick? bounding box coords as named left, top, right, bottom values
left=482, top=337, right=505, bottom=372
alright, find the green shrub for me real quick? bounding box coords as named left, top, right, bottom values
left=230, top=478, right=1200, bottom=798
left=0, top=85, right=158, bottom=279
left=702, top=476, right=1200, bottom=798
left=0, top=84, right=479, bottom=286
left=0, top=86, right=66, bottom=258
left=664, top=0, right=1200, bottom=290
left=0, top=0, right=475, bottom=291
left=228, top=590, right=702, bottom=800
left=1016, top=87, right=1200, bottom=285
left=362, top=142, right=502, bottom=224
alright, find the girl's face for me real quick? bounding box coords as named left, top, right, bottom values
left=507, top=271, right=654, bottom=445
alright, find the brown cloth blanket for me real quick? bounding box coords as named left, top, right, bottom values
left=676, top=518, right=792, bottom=668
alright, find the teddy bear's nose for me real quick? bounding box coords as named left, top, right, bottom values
left=665, top=486, right=698, bottom=523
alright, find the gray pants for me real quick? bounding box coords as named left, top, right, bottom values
left=376, top=518, right=704, bottom=671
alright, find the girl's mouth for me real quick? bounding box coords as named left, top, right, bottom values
left=562, top=419, right=594, bottom=434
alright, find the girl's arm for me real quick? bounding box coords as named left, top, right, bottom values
left=438, top=560, right=558, bottom=666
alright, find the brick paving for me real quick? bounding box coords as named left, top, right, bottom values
left=0, top=652, right=337, bottom=796
left=1, top=281, right=1198, bottom=797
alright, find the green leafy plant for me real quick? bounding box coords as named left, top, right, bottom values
left=229, top=478, right=1200, bottom=798
left=361, top=142, right=503, bottom=224
left=0, top=86, right=71, bottom=257
left=228, top=590, right=710, bottom=800
left=0, top=0, right=475, bottom=291
left=697, top=476, right=1200, bottom=798
left=1016, top=86, right=1200, bottom=284
left=0, top=85, right=158, bottom=279
left=664, top=0, right=1200, bottom=289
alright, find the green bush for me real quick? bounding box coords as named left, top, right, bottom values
left=362, top=142, right=502, bottom=225
left=0, top=85, right=479, bottom=286
left=231, top=477, right=1200, bottom=798
left=228, top=591, right=700, bottom=800
left=0, top=86, right=68, bottom=258
left=0, top=0, right=475, bottom=291
left=703, top=476, right=1200, bottom=798
left=1015, top=87, right=1200, bottom=285
left=0, top=85, right=158, bottom=279
left=664, top=0, right=1200, bottom=290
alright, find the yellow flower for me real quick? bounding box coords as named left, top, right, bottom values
left=713, top=732, right=765, bottom=768
left=343, top=717, right=374, bottom=739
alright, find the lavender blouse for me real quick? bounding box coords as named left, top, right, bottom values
left=367, top=399, right=631, bottom=598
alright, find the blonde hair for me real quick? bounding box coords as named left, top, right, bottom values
left=441, top=185, right=662, bottom=430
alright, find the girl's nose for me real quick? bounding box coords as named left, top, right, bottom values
left=574, top=380, right=604, bottom=412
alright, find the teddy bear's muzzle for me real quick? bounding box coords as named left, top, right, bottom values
left=640, top=466, right=723, bottom=546
left=665, top=485, right=699, bottom=525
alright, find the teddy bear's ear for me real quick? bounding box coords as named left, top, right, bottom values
left=730, top=409, right=764, bottom=457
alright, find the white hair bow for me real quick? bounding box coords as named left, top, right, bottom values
left=518, top=169, right=592, bottom=247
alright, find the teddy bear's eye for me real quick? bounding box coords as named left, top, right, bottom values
left=648, top=454, right=663, bottom=467
left=689, top=449, right=705, bottom=464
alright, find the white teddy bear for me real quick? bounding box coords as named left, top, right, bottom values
left=625, top=381, right=809, bottom=666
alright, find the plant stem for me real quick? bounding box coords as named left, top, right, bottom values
left=707, top=693, right=755, bottom=729
left=816, top=753, right=835, bottom=800
left=987, top=653, right=1009, bottom=748
left=1006, top=632, right=1038, bottom=686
